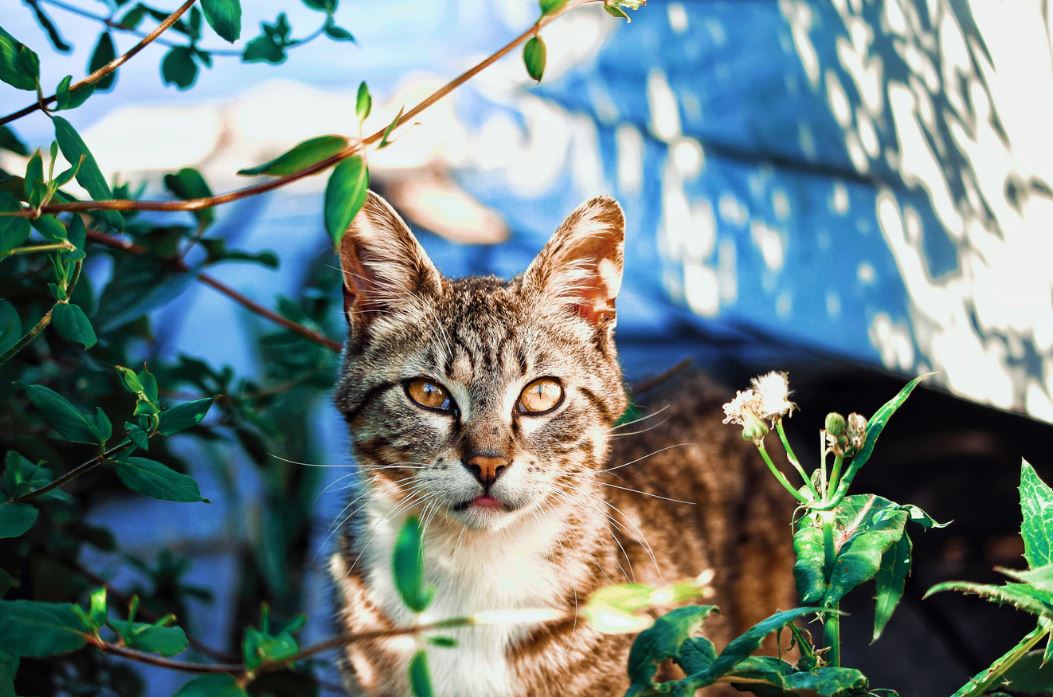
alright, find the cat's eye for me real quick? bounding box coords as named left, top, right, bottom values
left=405, top=378, right=455, bottom=413
left=517, top=377, right=564, bottom=415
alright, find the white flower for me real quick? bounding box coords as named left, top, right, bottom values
left=722, top=388, right=761, bottom=426
left=750, top=371, right=796, bottom=423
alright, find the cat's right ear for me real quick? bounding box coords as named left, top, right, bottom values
left=338, top=191, right=442, bottom=330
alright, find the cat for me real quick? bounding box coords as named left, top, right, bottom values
left=329, top=191, right=796, bottom=696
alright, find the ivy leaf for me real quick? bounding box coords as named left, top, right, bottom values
left=0, top=300, right=21, bottom=356
left=18, top=383, right=107, bottom=445
left=0, top=27, right=40, bottom=91
left=161, top=47, right=198, bottom=89
left=522, top=36, right=546, bottom=82
left=1020, top=460, right=1053, bottom=570
left=872, top=532, right=911, bottom=642
left=114, top=457, right=206, bottom=503
left=0, top=600, right=89, bottom=657
left=202, top=0, right=242, bottom=43
left=323, top=155, right=369, bottom=244
left=163, top=167, right=214, bottom=226
left=408, top=650, right=434, bottom=697
left=55, top=75, right=95, bottom=111
left=0, top=503, right=38, bottom=539
left=109, top=618, right=189, bottom=656
left=356, top=82, right=372, bottom=123
left=158, top=397, right=216, bottom=436
left=627, top=605, right=718, bottom=687
left=52, top=116, right=124, bottom=230
left=52, top=302, right=97, bottom=349
left=174, top=674, right=247, bottom=697
left=238, top=135, right=348, bottom=177
left=89, top=32, right=118, bottom=91
left=392, top=516, right=433, bottom=613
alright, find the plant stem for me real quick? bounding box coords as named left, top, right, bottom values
left=3, top=0, right=200, bottom=126
left=1, top=241, right=75, bottom=257
left=952, top=622, right=1049, bottom=697
left=828, top=454, right=844, bottom=494
left=8, top=0, right=597, bottom=217
left=756, top=442, right=810, bottom=505
left=820, top=509, right=840, bottom=666
left=0, top=303, right=57, bottom=364
left=776, top=420, right=817, bottom=497
left=14, top=438, right=130, bottom=502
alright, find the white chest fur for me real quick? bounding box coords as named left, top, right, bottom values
left=359, top=501, right=570, bottom=697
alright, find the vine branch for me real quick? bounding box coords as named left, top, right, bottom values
left=1, top=0, right=199, bottom=126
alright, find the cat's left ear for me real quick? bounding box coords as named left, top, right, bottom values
left=523, top=196, right=624, bottom=327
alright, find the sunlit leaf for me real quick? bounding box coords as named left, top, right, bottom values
left=0, top=27, right=40, bottom=91
left=408, top=650, right=434, bottom=697
left=323, top=155, right=369, bottom=244
left=540, top=0, right=568, bottom=15
left=1021, top=460, right=1053, bottom=570
left=356, top=81, right=371, bottom=123
left=238, top=135, right=347, bottom=177
left=522, top=36, right=546, bottom=82
left=109, top=618, right=188, bottom=656
left=392, top=516, right=433, bottom=613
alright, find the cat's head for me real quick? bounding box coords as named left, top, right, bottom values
left=333, top=191, right=627, bottom=531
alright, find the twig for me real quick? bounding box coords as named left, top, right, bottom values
left=1, top=0, right=199, bottom=126
left=629, top=357, right=693, bottom=395
left=0, top=258, right=83, bottom=364
left=9, top=0, right=596, bottom=216
left=85, top=228, right=342, bottom=352
left=14, top=438, right=129, bottom=502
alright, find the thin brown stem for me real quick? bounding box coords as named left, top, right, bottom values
left=14, top=439, right=130, bottom=503
left=0, top=0, right=199, bottom=126
left=85, top=228, right=342, bottom=352
left=9, top=0, right=595, bottom=216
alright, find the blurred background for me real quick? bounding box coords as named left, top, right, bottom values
left=3, top=0, right=1053, bottom=694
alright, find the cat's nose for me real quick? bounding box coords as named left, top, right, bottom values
left=464, top=452, right=510, bottom=486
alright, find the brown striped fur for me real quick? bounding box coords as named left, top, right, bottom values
left=330, top=192, right=795, bottom=696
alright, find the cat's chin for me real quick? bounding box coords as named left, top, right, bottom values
left=449, top=495, right=527, bottom=531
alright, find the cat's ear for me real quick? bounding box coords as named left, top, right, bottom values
left=338, top=191, right=441, bottom=327
left=523, top=196, right=624, bottom=326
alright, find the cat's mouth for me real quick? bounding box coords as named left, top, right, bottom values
left=452, top=493, right=511, bottom=513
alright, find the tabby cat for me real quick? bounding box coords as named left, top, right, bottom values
left=330, top=192, right=795, bottom=696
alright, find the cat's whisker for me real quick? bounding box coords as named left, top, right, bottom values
left=596, top=481, right=697, bottom=506
left=609, top=416, right=672, bottom=439
left=607, top=403, right=671, bottom=432
left=598, top=442, right=695, bottom=473
left=265, top=452, right=354, bottom=469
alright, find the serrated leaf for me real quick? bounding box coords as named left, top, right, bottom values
left=158, top=397, right=215, bottom=436
left=1021, top=461, right=1053, bottom=570
left=174, top=674, right=246, bottom=697
left=0, top=600, right=88, bottom=657
left=627, top=605, right=718, bottom=686
left=0, top=503, right=37, bottom=539
left=0, top=300, right=20, bottom=356
left=925, top=582, right=1053, bottom=619
left=324, top=155, right=369, bottom=244
left=19, top=383, right=105, bottom=444
left=115, top=457, right=205, bottom=502
left=873, top=532, right=911, bottom=642
left=356, top=81, right=372, bottom=122
left=999, top=563, right=1053, bottom=592
left=392, top=516, right=433, bottom=613
left=238, top=135, right=347, bottom=177
left=0, top=27, right=40, bottom=91
left=409, top=650, right=434, bottom=697
left=52, top=302, right=97, bottom=349
left=202, top=0, right=242, bottom=42
left=89, top=32, right=117, bottom=91
left=522, top=36, right=546, bottom=82
left=52, top=116, right=124, bottom=230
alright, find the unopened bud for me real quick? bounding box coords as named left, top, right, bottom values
left=825, top=412, right=846, bottom=436
left=740, top=413, right=770, bottom=443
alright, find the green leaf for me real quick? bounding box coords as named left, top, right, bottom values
left=324, top=155, right=369, bottom=244
left=174, top=674, right=247, bottom=697
left=323, top=20, right=355, bottom=42
left=109, top=619, right=188, bottom=656
left=0, top=125, right=28, bottom=156
left=24, top=150, right=44, bottom=207
left=392, top=516, right=433, bottom=613
left=873, top=532, right=911, bottom=642
left=999, top=563, right=1053, bottom=592
left=198, top=239, right=278, bottom=268
left=427, top=636, right=457, bottom=649
left=238, top=135, right=348, bottom=177
left=114, top=456, right=206, bottom=502
left=26, top=0, right=71, bottom=52
left=827, top=498, right=908, bottom=606
left=522, top=36, right=546, bottom=82
left=163, top=167, right=214, bottom=226
left=302, top=0, right=337, bottom=11
left=899, top=503, right=950, bottom=529
left=158, top=397, right=216, bottom=436
left=0, top=503, right=37, bottom=539
left=792, top=525, right=826, bottom=605
left=202, top=0, right=242, bottom=42
left=30, top=214, right=66, bottom=241
left=52, top=302, right=97, bottom=349
left=161, top=46, right=198, bottom=89
left=242, top=35, right=286, bottom=64
left=706, top=607, right=819, bottom=680
left=0, top=300, right=21, bottom=356
left=89, top=32, right=118, bottom=91
left=583, top=583, right=658, bottom=634
left=627, top=605, right=718, bottom=686
left=924, top=582, right=1053, bottom=619
left=125, top=422, right=149, bottom=450
left=55, top=75, right=95, bottom=111
left=603, top=4, right=632, bottom=21
left=1021, top=460, right=1053, bottom=570
left=408, top=650, right=434, bottom=697
left=118, top=4, right=149, bottom=30
left=835, top=374, right=930, bottom=495
left=52, top=116, right=124, bottom=230
left=0, top=27, right=40, bottom=91
left=731, top=665, right=870, bottom=696
left=356, top=81, right=372, bottom=123
left=378, top=106, right=404, bottom=149
left=18, top=382, right=105, bottom=444
left=97, top=255, right=197, bottom=331
left=0, top=600, right=89, bottom=657
left=540, top=0, right=568, bottom=15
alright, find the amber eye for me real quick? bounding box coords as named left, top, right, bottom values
left=517, top=377, right=564, bottom=415
left=405, top=378, right=454, bottom=413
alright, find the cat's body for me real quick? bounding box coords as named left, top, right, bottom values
left=330, top=193, right=794, bottom=696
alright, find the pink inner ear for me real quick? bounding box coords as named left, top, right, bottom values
left=570, top=254, right=622, bottom=325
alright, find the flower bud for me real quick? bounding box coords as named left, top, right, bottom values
left=740, top=413, right=770, bottom=444
left=825, top=412, right=846, bottom=436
